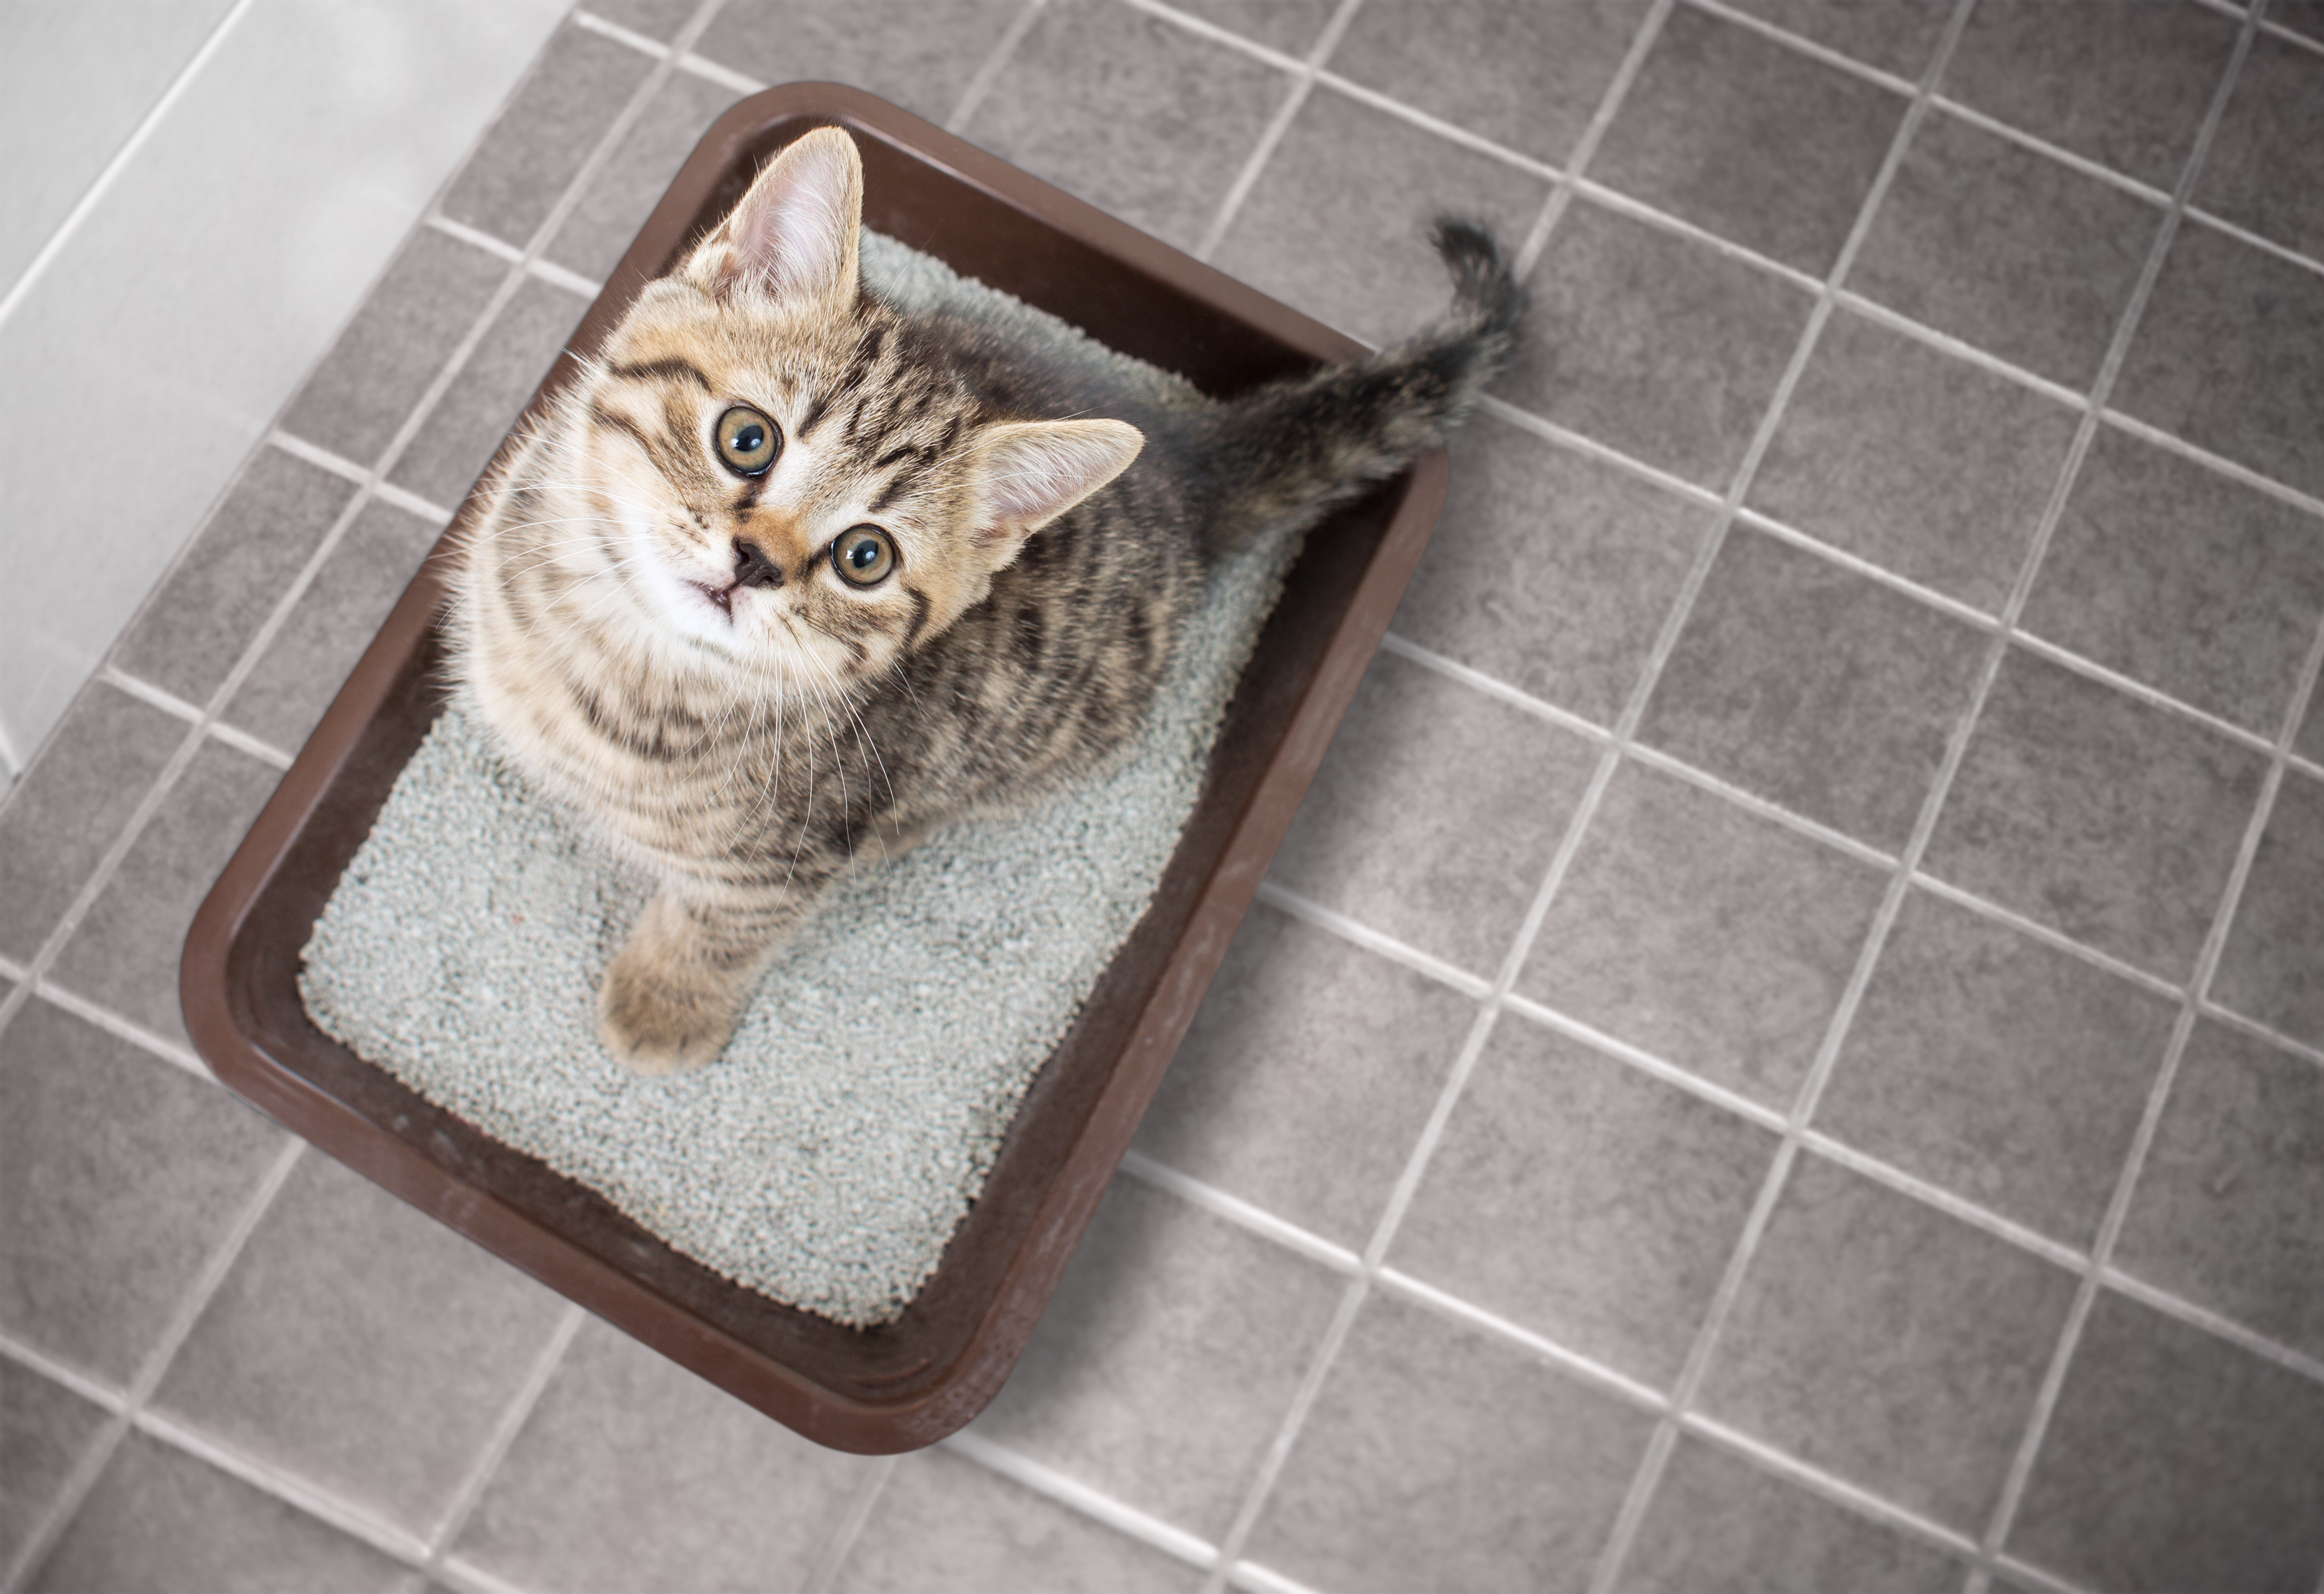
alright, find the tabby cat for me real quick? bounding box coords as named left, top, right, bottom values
left=451, top=126, right=1522, bottom=1074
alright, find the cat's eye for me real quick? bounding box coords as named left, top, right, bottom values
left=829, top=526, right=897, bottom=587
left=714, top=405, right=780, bottom=476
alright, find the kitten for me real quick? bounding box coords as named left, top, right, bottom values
left=450, top=126, right=1522, bottom=1074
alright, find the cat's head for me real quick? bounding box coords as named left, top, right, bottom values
left=551, top=126, right=1142, bottom=689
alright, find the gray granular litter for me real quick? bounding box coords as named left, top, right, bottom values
left=299, top=234, right=1303, bottom=1327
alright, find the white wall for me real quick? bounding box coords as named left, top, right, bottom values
left=0, top=0, right=569, bottom=793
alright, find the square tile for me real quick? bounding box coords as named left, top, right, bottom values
left=1390, top=415, right=1712, bottom=727
left=1390, top=1014, right=1778, bottom=1387
left=1924, top=648, right=2269, bottom=981
left=151, top=1154, right=570, bottom=1537
left=1640, top=525, right=1989, bottom=850
left=1591, top=5, right=1908, bottom=275
left=1941, top=0, right=2238, bottom=190
left=834, top=1449, right=1198, bottom=1593
left=1500, top=199, right=1815, bottom=490
left=1165, top=0, right=1337, bottom=58
left=2117, top=1019, right=2324, bottom=1361
left=47, top=739, right=281, bottom=1049
left=1711, top=0, right=1952, bottom=80
left=2007, top=1290, right=2324, bottom=1593
left=2195, top=31, right=2324, bottom=263
left=1266, top=649, right=1599, bottom=978
left=2213, top=767, right=2324, bottom=1046
left=967, top=1178, right=1344, bottom=1541
left=959, top=0, right=1289, bottom=255
left=1698, top=1154, right=2078, bottom=1530
left=0, top=682, right=183, bottom=964
left=1208, top=84, right=1552, bottom=348
left=454, top=1316, right=871, bottom=1592
left=1, top=1359, right=111, bottom=1570
left=546, top=69, right=735, bottom=284
left=439, top=23, right=656, bottom=248
left=2300, top=681, right=2324, bottom=767
left=280, top=228, right=510, bottom=470
left=1243, top=1289, right=1655, bottom=1594
left=24, top=1430, right=406, bottom=1594
left=700, top=0, right=1023, bottom=126
left=224, top=499, right=443, bottom=754
left=2023, top=426, right=2324, bottom=736
left=1131, top=900, right=1472, bottom=1248
left=1326, top=0, right=1654, bottom=166
left=1518, top=760, right=1889, bottom=1108
left=1848, top=108, right=2164, bottom=389
left=2113, top=214, right=2324, bottom=501
left=1817, top=888, right=2178, bottom=1248
left=1618, top=1435, right=1967, bottom=1594
left=1747, top=307, right=2080, bottom=613
left=388, top=275, right=589, bottom=511
left=0, top=999, right=284, bottom=1385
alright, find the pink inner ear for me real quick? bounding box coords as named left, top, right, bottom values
left=729, top=135, right=857, bottom=301
left=978, top=421, right=1145, bottom=539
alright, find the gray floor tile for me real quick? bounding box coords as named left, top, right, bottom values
left=1131, top=901, right=1470, bottom=1248
left=2006, top=1289, right=2324, bottom=1593
left=25, top=1430, right=406, bottom=1594
left=1848, top=109, right=2164, bottom=390
left=1165, top=0, right=1337, bottom=57
left=2301, top=684, right=2324, bottom=767
left=1327, top=0, right=1654, bottom=166
left=2213, top=767, right=2324, bottom=1049
left=453, top=1316, right=869, bottom=1592
left=282, top=228, right=510, bottom=471
left=2268, top=0, right=2324, bottom=42
left=2023, top=426, right=2324, bottom=738
left=1, top=1358, right=111, bottom=1570
left=0, top=683, right=184, bottom=964
left=224, top=500, right=443, bottom=755
left=387, top=275, right=588, bottom=512
left=1266, top=649, right=1598, bottom=978
left=1520, top=760, right=1888, bottom=1109
left=439, top=23, right=655, bottom=248
left=1391, top=414, right=1711, bottom=728
left=1243, top=1289, right=1654, bottom=1594
left=1940, top=0, right=2238, bottom=191
left=1698, top=1154, right=2078, bottom=1531
left=834, top=1449, right=1199, bottom=1594
left=1591, top=5, right=1907, bottom=276
left=1923, top=648, right=2268, bottom=982
left=1639, top=525, right=1988, bottom=851
left=2117, top=1019, right=2324, bottom=1362
left=546, top=68, right=735, bottom=284
left=1501, top=199, right=1814, bottom=491
left=112, top=447, right=360, bottom=708
left=967, top=1178, right=1343, bottom=1541
left=1747, top=307, right=2079, bottom=614
left=585, top=0, right=700, bottom=41
left=150, top=1154, right=570, bottom=1538
left=960, top=0, right=1289, bottom=256
left=1712, top=0, right=1952, bottom=80
left=1618, top=1435, right=1967, bottom=1594
left=1817, top=888, right=2178, bottom=1250
left=700, top=0, right=1023, bottom=126
left=0, top=999, right=283, bottom=1385
left=2114, top=215, right=2324, bottom=502
left=1390, top=1014, right=1778, bottom=1388
left=1209, top=83, right=1552, bottom=348
left=46, top=740, right=281, bottom=1049
left=2195, top=31, right=2324, bottom=264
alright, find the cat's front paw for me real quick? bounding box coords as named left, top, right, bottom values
left=596, top=947, right=743, bottom=1075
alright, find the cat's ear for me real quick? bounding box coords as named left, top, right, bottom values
left=687, top=126, right=862, bottom=307
left=966, top=420, right=1144, bottom=565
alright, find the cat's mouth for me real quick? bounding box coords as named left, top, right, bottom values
left=689, top=580, right=737, bottom=620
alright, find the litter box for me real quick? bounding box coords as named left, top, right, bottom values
left=182, top=83, right=1452, bottom=1453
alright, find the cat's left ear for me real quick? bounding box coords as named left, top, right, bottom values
left=687, top=125, right=862, bottom=307
left=967, top=419, right=1144, bottom=567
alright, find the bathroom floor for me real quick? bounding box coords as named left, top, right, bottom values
left=5, top=1, right=2323, bottom=1589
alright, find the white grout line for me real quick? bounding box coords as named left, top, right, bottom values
left=2096, top=405, right=2324, bottom=522
left=567, top=7, right=666, bottom=58
left=1924, top=94, right=2175, bottom=209
left=1494, top=994, right=1790, bottom=1133
left=2196, top=1000, right=2324, bottom=1073
left=1248, top=877, right=1493, bottom=1000
left=942, top=1428, right=1219, bottom=1571
left=22, top=980, right=217, bottom=1084
left=944, top=0, right=1050, bottom=134
left=671, top=48, right=764, bottom=98
left=1118, top=1150, right=1366, bottom=1275
left=1514, top=0, right=1678, bottom=281
left=1369, top=1267, right=1668, bottom=1412
left=1472, top=393, right=1725, bottom=508
left=1185, top=0, right=1367, bottom=262
left=138, top=1407, right=433, bottom=1564
left=0, top=719, right=22, bottom=782
left=1903, top=872, right=2188, bottom=1003
left=431, top=1554, right=540, bottom=1594
left=1728, top=506, right=2002, bottom=628
left=418, top=1305, right=585, bottom=1568
left=2258, top=8, right=2324, bottom=57
left=206, top=720, right=295, bottom=772
left=798, top=1453, right=902, bottom=1594
left=1226, top=1559, right=1325, bottom=1594
left=1679, top=0, right=1918, bottom=94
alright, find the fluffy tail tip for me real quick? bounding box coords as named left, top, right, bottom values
left=1429, top=215, right=1524, bottom=342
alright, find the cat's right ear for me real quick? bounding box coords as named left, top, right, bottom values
left=685, top=126, right=863, bottom=309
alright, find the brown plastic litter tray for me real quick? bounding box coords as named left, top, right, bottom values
left=182, top=83, right=1452, bottom=1454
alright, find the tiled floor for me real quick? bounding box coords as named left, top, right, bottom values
left=3, top=1, right=2321, bottom=1590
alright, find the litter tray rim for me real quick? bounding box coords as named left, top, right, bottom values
left=181, top=81, right=1451, bottom=1454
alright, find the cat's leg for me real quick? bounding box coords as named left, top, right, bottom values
left=596, top=876, right=815, bottom=1074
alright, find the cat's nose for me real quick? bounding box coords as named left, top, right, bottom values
left=733, top=538, right=783, bottom=589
